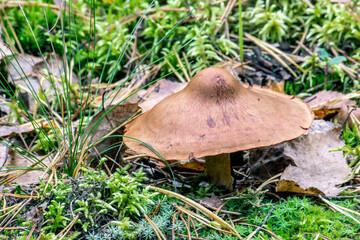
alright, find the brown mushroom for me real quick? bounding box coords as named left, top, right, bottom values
left=124, top=67, right=314, bottom=189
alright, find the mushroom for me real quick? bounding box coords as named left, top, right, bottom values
left=124, top=67, right=314, bottom=189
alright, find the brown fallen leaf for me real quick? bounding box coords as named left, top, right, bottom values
left=276, top=120, right=351, bottom=196
left=0, top=34, right=12, bottom=60
left=149, top=158, right=206, bottom=172
left=86, top=103, right=140, bottom=161
left=7, top=53, right=79, bottom=111
left=333, top=104, right=360, bottom=129
left=138, top=79, right=187, bottom=112
left=3, top=150, right=50, bottom=185
left=199, top=196, right=223, bottom=209
left=0, top=143, right=8, bottom=167
left=25, top=201, right=47, bottom=231
left=8, top=54, right=43, bottom=81
left=0, top=119, right=52, bottom=138
left=305, top=90, right=357, bottom=119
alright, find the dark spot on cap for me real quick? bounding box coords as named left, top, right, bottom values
left=223, top=115, right=230, bottom=126
left=207, top=116, right=216, bottom=128
left=188, top=152, right=194, bottom=160
left=215, top=75, right=226, bottom=85
left=257, top=98, right=260, bottom=101
left=199, top=135, right=205, bottom=141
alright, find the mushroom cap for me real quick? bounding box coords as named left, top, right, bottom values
left=124, top=67, right=314, bottom=160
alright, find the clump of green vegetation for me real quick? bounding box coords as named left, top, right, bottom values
left=220, top=193, right=360, bottom=239
left=285, top=47, right=347, bottom=95
left=2, top=173, right=360, bottom=239
left=2, top=165, right=158, bottom=238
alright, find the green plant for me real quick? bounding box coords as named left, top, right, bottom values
left=333, top=123, right=360, bottom=175
left=248, top=0, right=291, bottom=43
left=18, top=167, right=158, bottom=237
left=306, top=1, right=360, bottom=47
left=285, top=47, right=347, bottom=95
left=108, top=166, right=158, bottom=219
left=342, top=122, right=360, bottom=147
left=43, top=200, right=71, bottom=232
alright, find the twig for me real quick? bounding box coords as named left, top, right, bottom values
left=172, top=211, right=180, bottom=240
left=239, top=223, right=279, bottom=239
left=0, top=193, right=42, bottom=199
left=26, top=224, right=37, bottom=240
left=56, top=214, right=80, bottom=240
left=144, top=212, right=167, bottom=240
left=179, top=212, right=191, bottom=240
left=245, top=206, right=275, bottom=239
left=292, top=30, right=308, bottom=54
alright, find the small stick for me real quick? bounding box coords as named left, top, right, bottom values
left=342, top=108, right=356, bottom=128
left=172, top=211, right=180, bottom=240
left=180, top=212, right=191, bottom=240
left=246, top=206, right=275, bottom=239
left=26, top=224, right=37, bottom=240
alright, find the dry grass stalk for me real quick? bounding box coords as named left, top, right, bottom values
left=321, top=196, right=360, bottom=225
left=144, top=212, right=167, bottom=240
left=149, top=186, right=242, bottom=239
left=245, top=33, right=302, bottom=77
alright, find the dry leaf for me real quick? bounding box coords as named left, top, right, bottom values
left=4, top=150, right=50, bottom=185
left=0, top=144, right=8, bottom=167
left=0, top=119, right=51, bottom=137
left=0, top=38, right=12, bottom=60
left=199, top=196, right=223, bottom=208
left=333, top=104, right=360, bottom=129
left=305, top=90, right=356, bottom=109
left=173, top=158, right=206, bottom=171
left=7, top=54, right=79, bottom=111
left=277, top=120, right=351, bottom=196
left=26, top=201, right=47, bottom=231
left=86, top=103, right=140, bottom=161
left=8, top=54, right=43, bottom=81
left=138, top=79, right=187, bottom=112
left=305, top=90, right=356, bottom=119
left=150, top=158, right=206, bottom=172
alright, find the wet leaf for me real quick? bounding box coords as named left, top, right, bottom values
left=277, top=120, right=351, bottom=196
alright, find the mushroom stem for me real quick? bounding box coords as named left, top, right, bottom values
left=205, top=153, right=233, bottom=190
